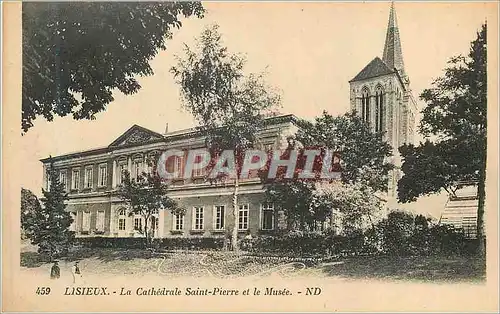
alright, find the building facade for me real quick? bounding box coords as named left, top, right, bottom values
left=40, top=115, right=299, bottom=238
left=349, top=2, right=417, bottom=203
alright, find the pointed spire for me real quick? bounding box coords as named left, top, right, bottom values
left=382, top=1, right=405, bottom=78
left=387, top=1, right=398, bottom=29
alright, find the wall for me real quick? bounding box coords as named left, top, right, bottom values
left=162, top=192, right=279, bottom=238
left=66, top=202, right=111, bottom=236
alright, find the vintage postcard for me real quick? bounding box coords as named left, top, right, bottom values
left=2, top=1, right=499, bottom=312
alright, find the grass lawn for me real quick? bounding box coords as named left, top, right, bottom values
left=319, top=255, right=486, bottom=282
left=20, top=245, right=485, bottom=282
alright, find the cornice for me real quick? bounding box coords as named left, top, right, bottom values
left=40, top=114, right=299, bottom=165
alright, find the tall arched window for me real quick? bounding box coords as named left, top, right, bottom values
left=361, top=88, right=370, bottom=125
left=375, top=86, right=385, bottom=132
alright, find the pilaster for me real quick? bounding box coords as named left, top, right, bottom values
left=112, top=160, right=117, bottom=188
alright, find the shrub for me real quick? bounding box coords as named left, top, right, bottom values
left=74, top=237, right=147, bottom=249
left=74, top=236, right=225, bottom=251
left=373, top=210, right=478, bottom=257
left=154, top=237, right=225, bottom=250
left=428, top=225, right=471, bottom=256
left=240, top=231, right=328, bottom=256
left=72, top=217, right=477, bottom=257
left=240, top=230, right=375, bottom=257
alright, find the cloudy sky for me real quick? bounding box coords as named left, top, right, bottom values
left=17, top=2, right=494, bottom=217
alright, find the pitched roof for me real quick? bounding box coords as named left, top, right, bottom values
left=349, top=57, right=395, bottom=82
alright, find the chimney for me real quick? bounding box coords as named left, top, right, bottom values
left=164, top=123, right=169, bottom=134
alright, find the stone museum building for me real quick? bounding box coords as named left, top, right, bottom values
left=41, top=114, right=299, bottom=239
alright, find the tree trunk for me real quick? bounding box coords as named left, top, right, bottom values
left=144, top=215, right=149, bottom=248
left=232, top=176, right=239, bottom=252
left=476, top=164, right=486, bottom=256
left=286, top=213, right=293, bottom=231
left=300, top=216, right=306, bottom=231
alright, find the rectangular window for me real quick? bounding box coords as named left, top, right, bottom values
left=117, top=163, right=127, bottom=185
left=69, top=213, right=77, bottom=232
left=193, top=167, right=204, bottom=177
left=261, top=203, right=275, bottom=230
left=166, top=155, right=183, bottom=178
left=214, top=205, right=225, bottom=230
left=264, top=143, right=274, bottom=152
left=59, top=171, right=67, bottom=191
left=174, top=213, right=184, bottom=231
left=82, top=211, right=91, bottom=231
left=134, top=217, right=142, bottom=231
left=133, top=160, right=143, bottom=179
left=98, top=165, right=107, bottom=187
left=177, top=156, right=183, bottom=176
left=71, top=169, right=80, bottom=190
left=192, top=207, right=204, bottom=230
left=192, top=155, right=207, bottom=178
left=84, top=166, right=93, bottom=189
left=96, top=210, right=105, bottom=232
left=151, top=216, right=159, bottom=230
left=118, top=218, right=126, bottom=231
left=146, top=155, right=155, bottom=174
left=238, top=204, right=249, bottom=230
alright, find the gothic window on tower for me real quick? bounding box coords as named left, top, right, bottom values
left=361, top=89, right=370, bottom=125
left=375, top=86, right=385, bottom=133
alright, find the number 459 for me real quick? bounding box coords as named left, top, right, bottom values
left=36, top=287, right=51, bottom=295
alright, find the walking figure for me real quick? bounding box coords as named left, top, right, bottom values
left=50, top=261, right=60, bottom=279
left=71, top=261, right=83, bottom=284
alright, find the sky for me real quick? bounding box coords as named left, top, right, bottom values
left=17, top=2, right=494, bottom=218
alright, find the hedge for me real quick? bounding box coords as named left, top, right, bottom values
left=74, top=236, right=225, bottom=250
left=73, top=230, right=479, bottom=257
left=240, top=231, right=373, bottom=257
left=154, top=237, right=224, bottom=250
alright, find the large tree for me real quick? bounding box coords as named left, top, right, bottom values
left=21, top=162, right=74, bottom=259
left=398, top=24, right=487, bottom=255
left=117, top=170, right=181, bottom=247
left=261, top=111, right=393, bottom=231
left=311, top=180, right=384, bottom=235
left=295, top=111, right=394, bottom=191
left=22, top=2, right=204, bottom=133
left=171, top=24, right=281, bottom=251
left=21, top=188, right=41, bottom=240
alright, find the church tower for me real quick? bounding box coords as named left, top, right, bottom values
left=349, top=2, right=417, bottom=203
